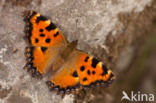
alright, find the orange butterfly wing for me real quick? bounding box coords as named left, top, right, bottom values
left=76, top=52, right=114, bottom=87
left=24, top=10, right=67, bottom=78
left=23, top=11, right=115, bottom=97
left=46, top=51, right=114, bottom=95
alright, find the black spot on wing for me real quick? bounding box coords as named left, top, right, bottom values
left=91, top=58, right=99, bottom=68
left=72, top=71, right=78, bottom=77
left=45, top=38, right=51, bottom=43
left=54, top=31, right=59, bottom=37
left=45, top=22, right=57, bottom=31
left=36, top=16, right=47, bottom=23
left=80, top=66, right=85, bottom=71
left=83, top=77, right=87, bottom=81
left=101, top=65, right=108, bottom=76
left=35, top=38, right=39, bottom=43
left=84, top=56, right=89, bottom=62
left=40, top=33, right=45, bottom=37
left=39, top=29, right=44, bottom=32
left=41, top=47, right=48, bottom=52
left=92, top=71, right=96, bottom=75
left=87, top=70, right=90, bottom=75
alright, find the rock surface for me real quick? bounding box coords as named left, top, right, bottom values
left=0, top=0, right=155, bottom=103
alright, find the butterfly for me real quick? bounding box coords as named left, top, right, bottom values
left=23, top=10, right=115, bottom=97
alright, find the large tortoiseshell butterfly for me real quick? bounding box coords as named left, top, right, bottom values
left=23, top=10, right=115, bottom=97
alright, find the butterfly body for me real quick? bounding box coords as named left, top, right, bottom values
left=23, top=10, right=115, bottom=96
